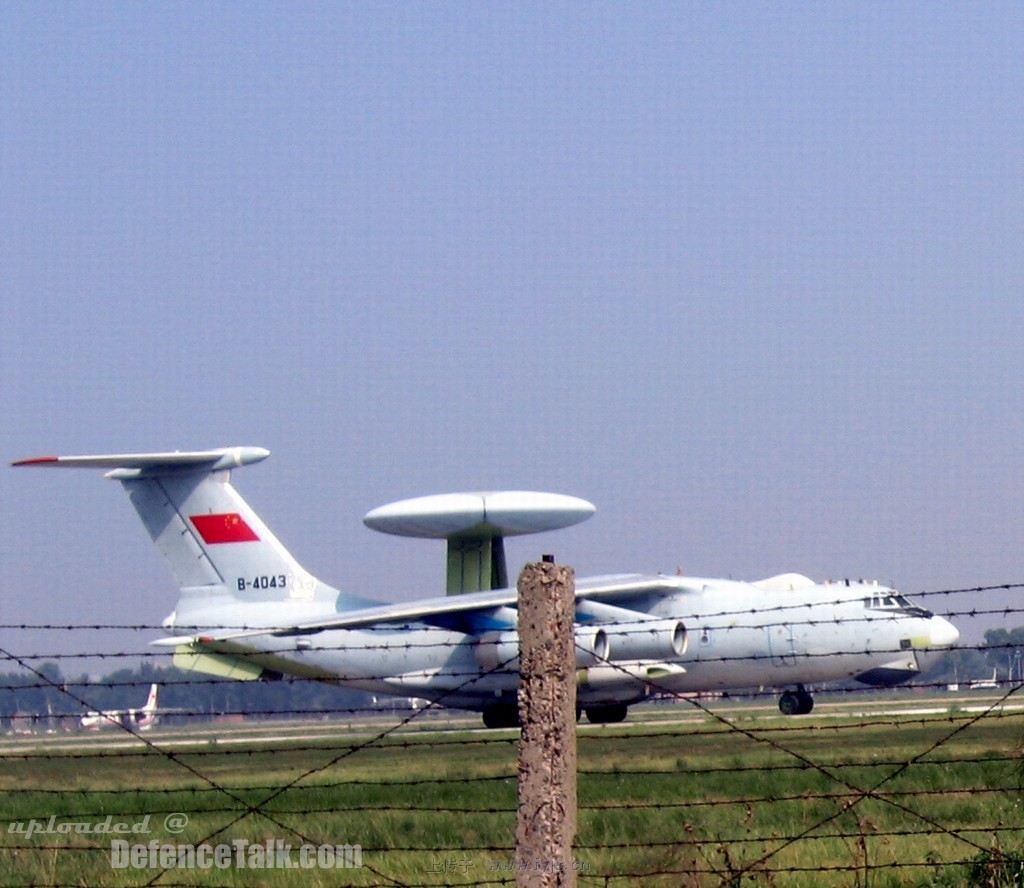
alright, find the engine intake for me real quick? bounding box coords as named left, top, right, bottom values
left=474, top=626, right=608, bottom=672
left=600, top=619, right=686, bottom=662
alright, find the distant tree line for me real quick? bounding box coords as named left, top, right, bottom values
left=922, top=626, right=1024, bottom=686
left=949, top=627, right=1024, bottom=683
left=0, top=660, right=375, bottom=728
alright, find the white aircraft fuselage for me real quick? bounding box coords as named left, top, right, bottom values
left=188, top=575, right=954, bottom=716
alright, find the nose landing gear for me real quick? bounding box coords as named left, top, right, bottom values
left=779, top=686, right=814, bottom=716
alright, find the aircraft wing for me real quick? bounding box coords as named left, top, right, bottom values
left=156, top=573, right=694, bottom=645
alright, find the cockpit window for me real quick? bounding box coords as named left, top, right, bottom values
left=864, top=592, right=932, bottom=618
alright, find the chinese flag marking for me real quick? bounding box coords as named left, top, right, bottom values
left=190, top=513, right=260, bottom=544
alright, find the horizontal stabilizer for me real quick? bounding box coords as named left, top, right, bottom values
left=12, top=447, right=270, bottom=475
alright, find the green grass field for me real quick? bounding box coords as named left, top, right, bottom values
left=1, top=698, right=1023, bottom=886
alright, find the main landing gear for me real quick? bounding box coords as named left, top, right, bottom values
left=778, top=686, right=814, bottom=716
left=584, top=704, right=629, bottom=724
left=482, top=701, right=631, bottom=727
left=482, top=703, right=520, bottom=729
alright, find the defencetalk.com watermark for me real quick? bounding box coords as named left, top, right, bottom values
left=110, top=840, right=363, bottom=870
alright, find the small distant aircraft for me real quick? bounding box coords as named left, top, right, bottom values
left=14, top=448, right=959, bottom=728
left=969, top=670, right=999, bottom=691
left=81, top=683, right=159, bottom=731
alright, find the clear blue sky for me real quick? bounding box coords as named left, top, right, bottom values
left=3, top=4, right=1023, bottom=669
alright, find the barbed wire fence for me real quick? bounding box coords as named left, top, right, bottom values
left=0, top=580, right=1022, bottom=886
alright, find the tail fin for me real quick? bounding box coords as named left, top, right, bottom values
left=13, top=448, right=341, bottom=629
left=137, top=684, right=159, bottom=729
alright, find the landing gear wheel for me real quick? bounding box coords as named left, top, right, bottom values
left=796, top=690, right=814, bottom=714
left=779, top=692, right=800, bottom=716
left=779, top=689, right=814, bottom=716
left=584, top=704, right=628, bottom=724
left=482, top=704, right=520, bottom=729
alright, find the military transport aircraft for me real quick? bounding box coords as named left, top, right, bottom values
left=81, top=683, right=160, bottom=731
left=13, top=447, right=959, bottom=728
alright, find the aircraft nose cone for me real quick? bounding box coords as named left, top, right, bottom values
left=929, top=616, right=959, bottom=649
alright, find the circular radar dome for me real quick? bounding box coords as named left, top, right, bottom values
left=363, top=491, right=596, bottom=539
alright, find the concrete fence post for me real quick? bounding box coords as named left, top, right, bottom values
left=516, top=559, right=577, bottom=887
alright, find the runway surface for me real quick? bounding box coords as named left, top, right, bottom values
left=3, top=689, right=1020, bottom=756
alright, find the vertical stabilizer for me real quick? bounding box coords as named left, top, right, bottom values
left=13, top=448, right=342, bottom=629
left=137, top=684, right=159, bottom=730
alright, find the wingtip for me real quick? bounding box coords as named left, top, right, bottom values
left=11, top=456, right=59, bottom=467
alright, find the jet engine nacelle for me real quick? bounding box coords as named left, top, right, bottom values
left=474, top=626, right=608, bottom=672
left=600, top=619, right=686, bottom=662
left=576, top=661, right=687, bottom=697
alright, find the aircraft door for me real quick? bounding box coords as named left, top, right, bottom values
left=766, top=624, right=797, bottom=667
